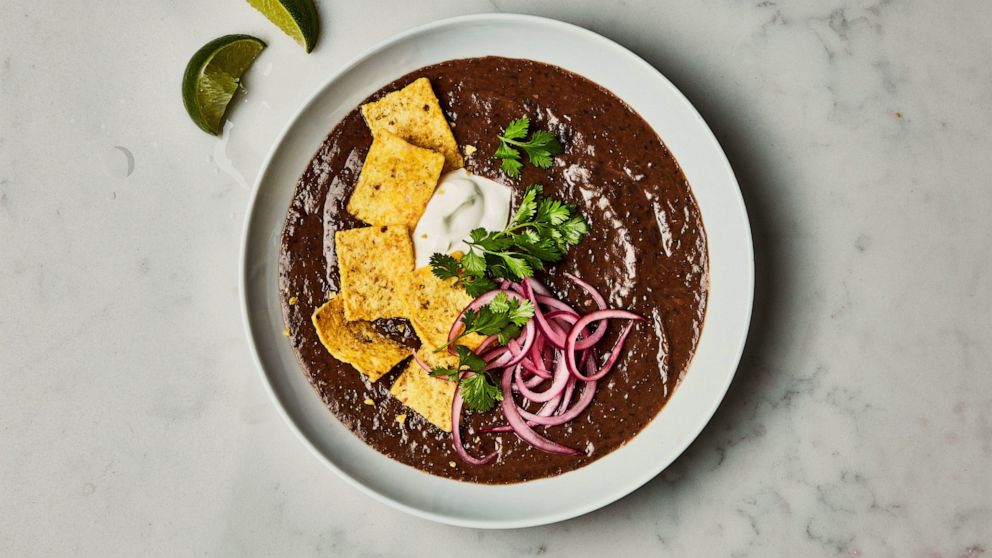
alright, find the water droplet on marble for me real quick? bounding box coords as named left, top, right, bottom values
left=103, top=146, right=134, bottom=178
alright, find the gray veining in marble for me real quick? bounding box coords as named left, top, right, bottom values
left=1, top=1, right=990, bottom=556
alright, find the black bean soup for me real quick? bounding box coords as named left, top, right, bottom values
left=279, top=57, right=708, bottom=484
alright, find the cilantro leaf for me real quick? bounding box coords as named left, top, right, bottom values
left=459, top=308, right=480, bottom=333
left=513, top=233, right=562, bottom=263
left=460, top=251, right=486, bottom=277
left=559, top=214, right=590, bottom=246
left=484, top=258, right=513, bottom=281
left=462, top=275, right=497, bottom=298
left=520, top=131, right=563, bottom=169
left=500, top=157, right=524, bottom=177
left=469, top=228, right=488, bottom=244
left=453, top=345, right=486, bottom=372
left=460, top=372, right=502, bottom=412
left=519, top=252, right=545, bottom=273
left=528, top=130, right=562, bottom=151
left=429, top=345, right=502, bottom=412
left=494, top=141, right=519, bottom=160
left=508, top=298, right=536, bottom=327
left=494, top=118, right=563, bottom=177
left=509, top=184, right=541, bottom=227
left=438, top=293, right=536, bottom=352
left=502, top=117, right=530, bottom=141
left=472, top=231, right=513, bottom=252
left=430, top=253, right=461, bottom=280
left=499, top=252, right=532, bottom=279
left=537, top=198, right=570, bottom=226
left=496, top=323, right=521, bottom=346
left=487, top=292, right=511, bottom=314
left=466, top=307, right=510, bottom=336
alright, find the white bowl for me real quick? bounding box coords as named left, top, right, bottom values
left=240, top=13, right=753, bottom=529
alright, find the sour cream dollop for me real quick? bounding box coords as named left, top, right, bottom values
left=413, top=168, right=512, bottom=268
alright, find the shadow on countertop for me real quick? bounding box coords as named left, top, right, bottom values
left=551, top=25, right=794, bottom=530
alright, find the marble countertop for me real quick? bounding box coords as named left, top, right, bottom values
left=2, top=1, right=990, bottom=555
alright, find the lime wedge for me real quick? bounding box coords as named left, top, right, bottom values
left=246, top=0, right=319, bottom=53
left=182, top=35, right=266, bottom=135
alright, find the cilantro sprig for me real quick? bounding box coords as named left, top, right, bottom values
left=430, top=184, right=589, bottom=297
left=438, top=292, right=535, bottom=351
left=429, top=345, right=503, bottom=412
left=430, top=294, right=534, bottom=411
left=429, top=253, right=497, bottom=298
left=495, top=117, right=564, bottom=177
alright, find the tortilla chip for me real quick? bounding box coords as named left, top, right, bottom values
left=347, top=131, right=444, bottom=228
left=403, top=266, right=485, bottom=352
left=361, top=77, right=464, bottom=173
left=390, top=347, right=459, bottom=432
left=336, top=226, right=414, bottom=321
left=311, top=294, right=410, bottom=382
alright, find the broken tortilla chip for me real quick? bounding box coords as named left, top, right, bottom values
left=361, top=77, right=464, bottom=173
left=347, top=130, right=444, bottom=228
left=311, top=294, right=409, bottom=382
left=390, top=347, right=459, bottom=432
left=336, top=225, right=414, bottom=321
left=403, top=266, right=484, bottom=352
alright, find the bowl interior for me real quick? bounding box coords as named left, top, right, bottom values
left=241, top=14, right=752, bottom=529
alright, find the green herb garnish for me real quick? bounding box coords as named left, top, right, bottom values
left=429, top=345, right=503, bottom=412
left=429, top=292, right=535, bottom=412
left=438, top=292, right=535, bottom=352
left=429, top=253, right=498, bottom=298
left=430, top=184, right=589, bottom=297
left=495, top=117, right=564, bottom=177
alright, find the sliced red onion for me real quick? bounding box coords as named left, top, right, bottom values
left=578, top=347, right=593, bottom=370
left=523, top=277, right=552, bottom=297
left=545, top=310, right=579, bottom=325
left=514, top=351, right=569, bottom=403
left=522, top=356, right=599, bottom=426
left=448, top=274, right=645, bottom=461
left=446, top=288, right=528, bottom=354
left=547, top=311, right=609, bottom=355
left=565, top=310, right=644, bottom=381
left=502, top=321, right=535, bottom=368
left=564, top=273, right=612, bottom=349
left=536, top=295, right=578, bottom=315
left=480, top=345, right=508, bottom=362
left=500, top=365, right=580, bottom=455
left=521, top=356, right=553, bottom=379
left=530, top=331, right=545, bottom=359
left=474, top=335, right=499, bottom=355
left=575, top=321, right=635, bottom=381
left=523, top=280, right=567, bottom=349
left=487, top=377, right=599, bottom=431
left=522, top=372, right=544, bottom=388
left=486, top=353, right=513, bottom=371
left=564, top=272, right=607, bottom=310
left=411, top=349, right=431, bottom=373
left=557, top=375, right=576, bottom=415
left=527, top=382, right=564, bottom=419
left=521, top=378, right=598, bottom=425
left=451, top=376, right=499, bottom=465
left=541, top=343, right=554, bottom=369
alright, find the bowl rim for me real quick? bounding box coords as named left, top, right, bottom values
left=239, top=12, right=753, bottom=529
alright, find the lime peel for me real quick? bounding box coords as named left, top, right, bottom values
left=246, top=0, right=320, bottom=53
left=182, top=35, right=266, bottom=136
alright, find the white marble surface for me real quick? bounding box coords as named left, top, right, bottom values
left=1, top=0, right=990, bottom=555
